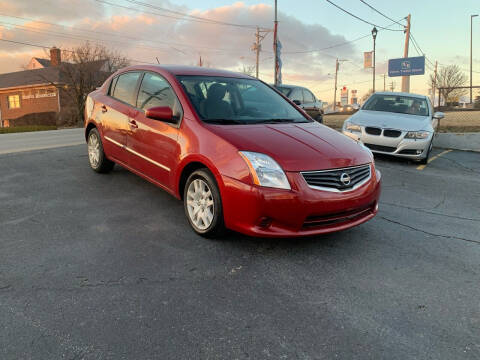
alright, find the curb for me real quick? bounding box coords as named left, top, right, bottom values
left=433, top=133, right=480, bottom=152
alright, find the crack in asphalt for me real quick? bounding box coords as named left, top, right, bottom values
left=379, top=216, right=480, bottom=245
left=380, top=202, right=480, bottom=222
left=440, top=156, right=480, bottom=174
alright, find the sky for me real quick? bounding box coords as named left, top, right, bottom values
left=0, top=0, right=479, bottom=104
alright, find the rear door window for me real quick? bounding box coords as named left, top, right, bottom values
left=112, top=72, right=141, bottom=106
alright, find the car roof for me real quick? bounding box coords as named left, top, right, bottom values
left=116, top=64, right=254, bottom=79
left=373, top=91, right=428, bottom=99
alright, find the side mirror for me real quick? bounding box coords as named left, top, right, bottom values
left=146, top=106, right=174, bottom=122
left=433, top=111, right=445, bottom=120
left=292, top=100, right=301, bottom=106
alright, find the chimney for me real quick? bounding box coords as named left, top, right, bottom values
left=50, top=47, right=61, bottom=67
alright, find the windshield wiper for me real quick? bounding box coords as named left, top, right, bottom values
left=203, top=119, right=246, bottom=125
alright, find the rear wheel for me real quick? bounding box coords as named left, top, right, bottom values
left=315, top=114, right=323, bottom=123
left=184, top=169, right=225, bottom=238
left=87, top=128, right=114, bottom=173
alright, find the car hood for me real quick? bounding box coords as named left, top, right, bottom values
left=207, top=122, right=372, bottom=172
left=348, top=110, right=431, bottom=131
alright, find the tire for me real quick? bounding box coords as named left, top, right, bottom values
left=184, top=169, right=226, bottom=238
left=315, top=114, right=323, bottom=123
left=87, top=128, right=114, bottom=173
left=418, top=139, right=433, bottom=165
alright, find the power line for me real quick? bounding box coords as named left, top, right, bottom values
left=122, top=0, right=258, bottom=29
left=0, top=17, right=249, bottom=55
left=359, top=0, right=406, bottom=28
left=0, top=38, right=155, bottom=64
left=325, top=0, right=404, bottom=31
left=94, top=0, right=257, bottom=29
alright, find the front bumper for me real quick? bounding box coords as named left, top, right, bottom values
left=220, top=165, right=381, bottom=238
left=343, top=130, right=432, bottom=160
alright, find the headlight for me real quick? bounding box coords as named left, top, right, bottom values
left=345, top=123, right=361, bottom=132
left=405, top=131, right=431, bottom=139
left=239, top=151, right=291, bottom=190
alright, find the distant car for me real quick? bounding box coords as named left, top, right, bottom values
left=275, top=84, right=324, bottom=123
left=342, top=92, right=444, bottom=164
left=85, top=65, right=381, bottom=237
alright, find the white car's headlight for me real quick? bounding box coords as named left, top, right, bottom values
left=405, top=131, right=431, bottom=139
left=239, top=151, right=291, bottom=190
left=345, top=122, right=361, bottom=132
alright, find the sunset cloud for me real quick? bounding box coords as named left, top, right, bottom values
left=0, top=1, right=358, bottom=99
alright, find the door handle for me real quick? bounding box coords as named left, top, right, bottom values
left=129, top=119, right=138, bottom=129
left=101, top=105, right=107, bottom=113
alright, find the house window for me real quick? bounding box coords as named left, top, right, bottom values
left=8, top=95, right=20, bottom=109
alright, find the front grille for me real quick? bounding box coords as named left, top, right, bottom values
left=365, top=127, right=382, bottom=135
left=301, top=164, right=371, bottom=191
left=364, top=143, right=397, bottom=153
left=383, top=129, right=402, bottom=138
left=303, top=204, right=375, bottom=229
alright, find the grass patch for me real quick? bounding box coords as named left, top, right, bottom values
left=0, top=125, right=57, bottom=134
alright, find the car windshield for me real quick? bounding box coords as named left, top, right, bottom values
left=177, top=76, right=309, bottom=124
left=362, top=94, right=429, bottom=116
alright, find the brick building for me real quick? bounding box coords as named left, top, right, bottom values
left=0, top=47, right=108, bottom=127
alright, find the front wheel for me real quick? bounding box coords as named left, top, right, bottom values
left=418, top=139, right=433, bottom=165
left=184, top=169, right=226, bottom=238
left=87, top=128, right=114, bottom=173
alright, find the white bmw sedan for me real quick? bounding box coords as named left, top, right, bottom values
left=342, top=92, right=444, bottom=164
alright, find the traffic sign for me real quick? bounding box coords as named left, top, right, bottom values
left=388, top=56, right=425, bottom=77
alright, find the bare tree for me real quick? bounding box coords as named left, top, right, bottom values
left=42, top=42, right=129, bottom=125
left=429, top=65, right=467, bottom=105
left=238, top=64, right=256, bottom=77
left=361, top=89, right=374, bottom=102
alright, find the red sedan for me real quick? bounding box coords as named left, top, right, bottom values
left=84, top=65, right=381, bottom=237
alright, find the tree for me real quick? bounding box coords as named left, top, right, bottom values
left=429, top=65, right=467, bottom=105
left=44, top=42, right=130, bottom=125
left=238, top=64, right=256, bottom=77
left=361, top=89, right=374, bottom=102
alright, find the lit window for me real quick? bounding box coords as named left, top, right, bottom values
left=8, top=95, right=20, bottom=109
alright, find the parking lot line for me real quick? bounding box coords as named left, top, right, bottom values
left=416, top=149, right=452, bottom=171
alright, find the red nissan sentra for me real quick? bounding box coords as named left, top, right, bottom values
left=84, top=65, right=381, bottom=237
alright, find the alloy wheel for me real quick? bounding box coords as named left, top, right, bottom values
left=88, top=132, right=100, bottom=168
left=186, top=179, right=215, bottom=230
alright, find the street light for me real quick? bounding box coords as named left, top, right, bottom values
left=372, top=27, right=378, bottom=93
left=470, top=15, right=478, bottom=104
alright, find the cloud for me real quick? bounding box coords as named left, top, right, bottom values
left=0, top=1, right=358, bottom=98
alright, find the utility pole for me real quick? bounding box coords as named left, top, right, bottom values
left=333, top=59, right=347, bottom=112
left=432, top=61, right=438, bottom=107
left=390, top=81, right=396, bottom=92
left=333, top=59, right=339, bottom=112
left=372, top=27, right=378, bottom=92
left=470, top=15, right=478, bottom=104
left=273, top=0, right=279, bottom=86
left=401, top=14, right=411, bottom=93
left=383, top=74, right=386, bottom=91
left=252, top=27, right=270, bottom=79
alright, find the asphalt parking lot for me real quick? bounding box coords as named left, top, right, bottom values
left=1, top=139, right=479, bottom=359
